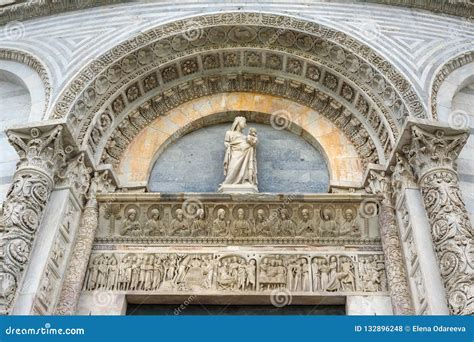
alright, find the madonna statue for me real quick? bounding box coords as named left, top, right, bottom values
left=218, top=116, right=258, bottom=193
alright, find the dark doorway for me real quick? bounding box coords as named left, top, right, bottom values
left=126, top=304, right=345, bottom=315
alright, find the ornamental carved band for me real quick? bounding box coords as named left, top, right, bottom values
left=407, top=126, right=473, bottom=315
left=0, top=126, right=65, bottom=314
left=56, top=172, right=115, bottom=315
left=367, top=170, right=413, bottom=314
left=83, top=251, right=388, bottom=296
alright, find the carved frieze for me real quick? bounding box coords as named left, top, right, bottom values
left=83, top=251, right=388, bottom=295
left=95, top=194, right=381, bottom=246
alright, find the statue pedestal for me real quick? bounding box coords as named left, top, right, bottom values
left=218, top=184, right=258, bottom=194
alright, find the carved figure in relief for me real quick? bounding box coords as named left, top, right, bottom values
left=320, top=208, right=337, bottom=237
left=246, top=259, right=257, bottom=291
left=138, top=255, right=147, bottom=290
left=254, top=209, right=271, bottom=237
left=339, top=208, right=361, bottom=237
left=203, top=255, right=215, bottom=289
left=276, top=209, right=297, bottom=236
left=39, top=270, right=53, bottom=307
left=51, top=240, right=65, bottom=266
left=325, top=256, right=355, bottom=292
left=217, top=259, right=235, bottom=290
left=117, top=256, right=130, bottom=290
left=325, top=256, right=339, bottom=291
left=184, top=257, right=205, bottom=290
left=311, top=258, right=320, bottom=291
left=106, top=256, right=118, bottom=291
left=191, top=208, right=209, bottom=236
left=170, top=209, right=190, bottom=236
left=217, top=256, right=255, bottom=291
left=358, top=255, right=384, bottom=292
left=212, top=208, right=229, bottom=237
left=287, top=258, right=310, bottom=291
left=120, top=208, right=141, bottom=236
left=312, top=257, right=330, bottom=291
left=173, top=254, right=213, bottom=291
left=85, top=257, right=99, bottom=290
left=220, top=116, right=258, bottom=189
left=144, top=209, right=165, bottom=236
left=297, top=209, right=316, bottom=237
left=259, top=257, right=287, bottom=290
left=130, top=256, right=140, bottom=291
left=152, top=256, right=164, bottom=290
left=232, top=208, right=252, bottom=236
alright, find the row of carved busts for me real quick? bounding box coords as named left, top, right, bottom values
left=99, top=202, right=374, bottom=239
left=83, top=252, right=387, bottom=294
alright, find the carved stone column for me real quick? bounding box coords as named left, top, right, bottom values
left=406, top=125, right=473, bottom=315
left=391, top=152, right=449, bottom=315
left=0, top=126, right=66, bottom=314
left=367, top=170, right=414, bottom=315
left=55, top=171, right=115, bottom=315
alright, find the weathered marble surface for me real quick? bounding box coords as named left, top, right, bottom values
left=95, top=193, right=381, bottom=245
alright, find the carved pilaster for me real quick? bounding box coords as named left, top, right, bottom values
left=0, top=126, right=66, bottom=314
left=367, top=170, right=414, bottom=315
left=55, top=171, right=115, bottom=315
left=406, top=126, right=473, bottom=315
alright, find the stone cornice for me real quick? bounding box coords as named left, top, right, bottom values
left=0, top=0, right=471, bottom=26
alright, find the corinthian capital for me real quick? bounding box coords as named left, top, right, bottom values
left=7, top=126, right=68, bottom=179
left=406, top=126, right=468, bottom=179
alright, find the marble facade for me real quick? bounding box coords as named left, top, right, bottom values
left=0, top=3, right=473, bottom=316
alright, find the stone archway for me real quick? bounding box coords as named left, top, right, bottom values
left=2, top=12, right=473, bottom=318
left=48, top=12, right=429, bottom=174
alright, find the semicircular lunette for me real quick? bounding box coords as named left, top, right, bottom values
left=114, top=96, right=365, bottom=188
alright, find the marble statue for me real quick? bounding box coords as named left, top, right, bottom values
left=218, top=116, right=258, bottom=193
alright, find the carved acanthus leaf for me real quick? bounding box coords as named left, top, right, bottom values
left=7, top=126, right=67, bottom=179
left=407, top=126, right=468, bottom=179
